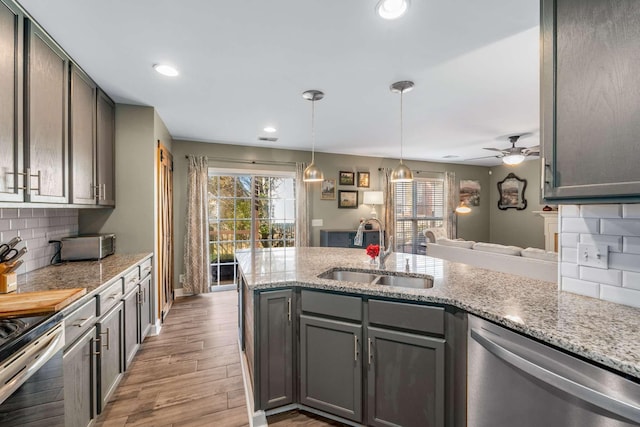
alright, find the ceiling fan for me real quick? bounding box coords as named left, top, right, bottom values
left=468, top=134, right=540, bottom=165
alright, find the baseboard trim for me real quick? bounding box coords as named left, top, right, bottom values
left=174, top=288, right=190, bottom=297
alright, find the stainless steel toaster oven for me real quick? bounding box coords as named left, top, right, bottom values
left=60, top=234, right=116, bottom=261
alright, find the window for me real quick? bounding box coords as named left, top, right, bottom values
left=394, top=176, right=444, bottom=254
left=208, top=171, right=296, bottom=288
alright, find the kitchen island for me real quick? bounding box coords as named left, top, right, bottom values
left=237, top=247, right=640, bottom=426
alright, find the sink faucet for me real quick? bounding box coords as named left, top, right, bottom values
left=354, top=218, right=393, bottom=268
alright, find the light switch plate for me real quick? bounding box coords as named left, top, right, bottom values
left=311, top=219, right=323, bottom=227
left=577, top=243, right=609, bottom=269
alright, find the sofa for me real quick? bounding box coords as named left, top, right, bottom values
left=422, top=228, right=558, bottom=283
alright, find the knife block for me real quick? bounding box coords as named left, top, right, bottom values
left=0, top=273, right=17, bottom=293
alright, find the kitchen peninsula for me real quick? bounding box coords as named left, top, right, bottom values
left=237, top=247, right=640, bottom=426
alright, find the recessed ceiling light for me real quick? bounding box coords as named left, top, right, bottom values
left=376, top=0, right=409, bottom=20
left=153, top=64, right=179, bottom=77
left=263, top=126, right=277, bottom=133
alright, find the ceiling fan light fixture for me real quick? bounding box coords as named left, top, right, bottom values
left=302, top=90, right=325, bottom=183
left=503, top=154, right=525, bottom=165
left=390, top=81, right=414, bottom=183
left=376, top=0, right=409, bottom=20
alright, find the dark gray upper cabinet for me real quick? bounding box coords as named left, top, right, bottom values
left=0, top=0, right=23, bottom=202
left=258, top=289, right=294, bottom=410
left=541, top=0, right=640, bottom=202
left=25, top=20, right=69, bottom=203
left=69, top=64, right=97, bottom=205
left=96, top=89, right=115, bottom=206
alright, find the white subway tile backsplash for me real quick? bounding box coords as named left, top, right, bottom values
left=561, top=262, right=579, bottom=278
left=1, top=209, right=19, bottom=219
left=579, top=234, right=622, bottom=252
left=600, top=285, right=640, bottom=309
left=561, top=247, right=578, bottom=263
left=623, top=237, right=640, bottom=255
left=579, top=266, right=621, bottom=286
left=600, top=219, right=640, bottom=237
left=562, top=218, right=599, bottom=234
left=609, top=252, right=640, bottom=273
left=560, top=205, right=580, bottom=217
left=622, top=204, right=640, bottom=218
left=561, top=277, right=600, bottom=298
left=0, top=220, right=9, bottom=232
left=580, top=204, right=621, bottom=218
left=623, top=271, right=640, bottom=290
left=560, top=233, right=579, bottom=248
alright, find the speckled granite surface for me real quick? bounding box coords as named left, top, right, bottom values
left=15, top=253, right=152, bottom=313
left=237, top=247, right=640, bottom=380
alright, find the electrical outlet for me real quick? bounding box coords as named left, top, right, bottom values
left=577, top=243, right=609, bottom=269
left=179, top=274, right=185, bottom=283
left=311, top=219, right=323, bottom=227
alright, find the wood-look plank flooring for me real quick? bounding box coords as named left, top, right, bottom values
left=95, top=290, right=340, bottom=427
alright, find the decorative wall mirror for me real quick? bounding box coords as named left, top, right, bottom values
left=497, top=173, right=527, bottom=210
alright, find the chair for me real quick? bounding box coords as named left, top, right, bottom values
left=423, top=227, right=448, bottom=244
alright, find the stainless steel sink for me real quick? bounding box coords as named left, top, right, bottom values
left=319, top=269, right=433, bottom=289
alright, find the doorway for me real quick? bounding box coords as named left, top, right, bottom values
left=157, top=141, right=174, bottom=320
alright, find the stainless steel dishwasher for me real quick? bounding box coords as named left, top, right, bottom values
left=467, top=314, right=640, bottom=427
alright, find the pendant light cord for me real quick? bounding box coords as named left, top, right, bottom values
left=399, top=89, right=404, bottom=164
left=311, top=98, right=316, bottom=164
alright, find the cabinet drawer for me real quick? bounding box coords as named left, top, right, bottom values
left=123, top=267, right=140, bottom=293
left=301, top=290, right=361, bottom=322
left=139, top=258, right=152, bottom=279
left=98, top=278, right=123, bottom=316
left=369, top=299, right=444, bottom=335
left=65, top=297, right=97, bottom=347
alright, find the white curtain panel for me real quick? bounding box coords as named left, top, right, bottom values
left=184, top=155, right=210, bottom=294
left=295, top=162, right=310, bottom=247
left=445, top=171, right=457, bottom=239
left=382, top=168, right=395, bottom=250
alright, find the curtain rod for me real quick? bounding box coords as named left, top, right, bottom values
left=377, top=167, right=443, bottom=175
left=185, top=155, right=297, bottom=166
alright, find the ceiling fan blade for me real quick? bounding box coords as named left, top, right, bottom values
left=465, top=154, right=503, bottom=161
left=482, top=147, right=506, bottom=152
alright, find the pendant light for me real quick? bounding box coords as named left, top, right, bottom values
left=302, top=90, right=324, bottom=182
left=390, top=81, right=414, bottom=182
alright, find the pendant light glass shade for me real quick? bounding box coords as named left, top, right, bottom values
left=390, top=81, right=414, bottom=183
left=302, top=90, right=324, bottom=182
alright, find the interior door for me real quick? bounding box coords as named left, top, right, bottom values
left=157, top=142, right=174, bottom=321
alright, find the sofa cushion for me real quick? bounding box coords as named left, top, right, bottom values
left=521, top=247, right=558, bottom=262
left=472, top=242, right=523, bottom=256
left=436, top=238, right=476, bottom=249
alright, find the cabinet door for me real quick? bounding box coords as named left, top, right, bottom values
left=64, top=326, right=97, bottom=427
left=97, top=302, right=123, bottom=413
left=25, top=21, right=69, bottom=203
left=96, top=89, right=115, bottom=206
left=258, top=289, right=293, bottom=410
left=300, top=314, right=362, bottom=423
left=367, top=327, right=445, bottom=427
left=138, top=275, right=153, bottom=342
left=541, top=0, right=640, bottom=201
left=122, top=287, right=139, bottom=370
left=69, top=64, right=96, bottom=205
left=0, top=0, right=23, bottom=202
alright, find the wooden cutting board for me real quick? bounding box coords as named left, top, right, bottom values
left=0, top=288, right=87, bottom=317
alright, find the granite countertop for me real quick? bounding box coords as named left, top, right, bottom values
left=16, top=252, right=153, bottom=312
left=236, top=247, right=640, bottom=380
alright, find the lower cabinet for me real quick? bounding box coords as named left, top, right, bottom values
left=367, top=327, right=445, bottom=427
left=300, top=314, right=363, bottom=423
left=258, top=289, right=294, bottom=410
left=63, top=327, right=97, bottom=427
left=139, top=275, right=153, bottom=341
left=97, top=302, right=123, bottom=413
left=123, top=286, right=139, bottom=370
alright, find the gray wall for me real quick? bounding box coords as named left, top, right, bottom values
left=171, top=139, right=491, bottom=289
left=487, top=159, right=546, bottom=249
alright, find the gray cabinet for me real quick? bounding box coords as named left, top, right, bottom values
left=0, top=0, right=23, bottom=202
left=258, top=289, right=294, bottom=410
left=122, top=286, right=139, bottom=370
left=69, top=64, right=97, bottom=205
left=96, top=89, right=115, bottom=206
left=25, top=20, right=69, bottom=203
left=97, top=301, right=123, bottom=413
left=320, top=229, right=381, bottom=248
left=367, top=327, right=445, bottom=427
left=300, top=314, right=363, bottom=423
left=63, top=327, right=97, bottom=427
left=541, top=0, right=640, bottom=202
left=139, top=274, right=153, bottom=342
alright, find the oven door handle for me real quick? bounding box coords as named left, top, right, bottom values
left=470, top=327, right=640, bottom=424
left=0, top=323, right=65, bottom=404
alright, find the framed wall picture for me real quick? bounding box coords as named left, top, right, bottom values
left=497, top=173, right=527, bottom=210
left=320, top=179, right=336, bottom=200
left=357, top=172, right=370, bottom=188
left=339, top=171, right=355, bottom=186
left=338, top=190, right=358, bottom=208
left=460, top=179, right=481, bottom=206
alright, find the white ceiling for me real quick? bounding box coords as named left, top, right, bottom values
left=19, top=0, right=540, bottom=166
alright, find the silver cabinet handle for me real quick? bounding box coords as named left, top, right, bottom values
left=354, top=335, right=359, bottom=361
left=108, top=292, right=119, bottom=300
left=92, top=183, right=100, bottom=199
left=287, top=297, right=291, bottom=322
left=470, top=327, right=640, bottom=424
left=100, top=328, right=110, bottom=350
left=143, top=287, right=146, bottom=303
left=137, top=290, right=143, bottom=305
left=12, top=170, right=27, bottom=190
left=101, top=183, right=106, bottom=200
left=368, top=337, right=373, bottom=365
left=72, top=317, right=93, bottom=328
left=93, top=336, right=101, bottom=356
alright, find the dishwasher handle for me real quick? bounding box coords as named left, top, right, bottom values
left=470, top=327, right=640, bottom=424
